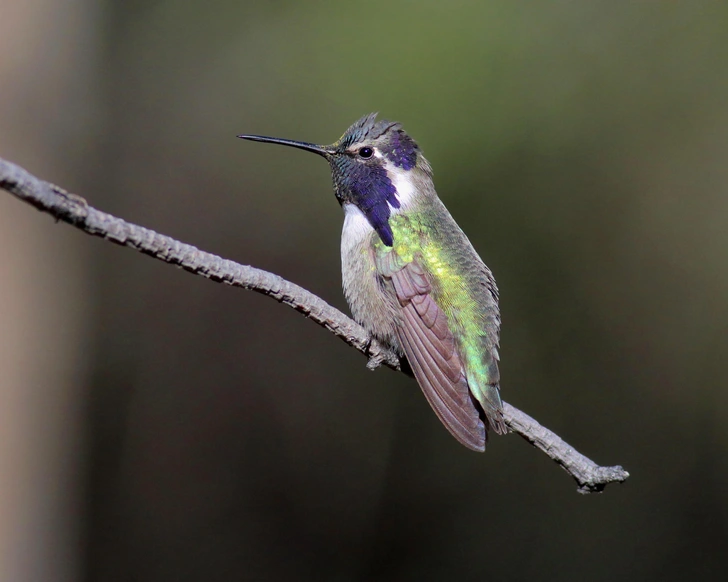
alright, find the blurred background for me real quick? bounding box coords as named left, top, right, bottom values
left=1, top=1, right=727, bottom=580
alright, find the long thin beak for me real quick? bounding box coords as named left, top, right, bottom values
left=237, top=134, right=332, bottom=158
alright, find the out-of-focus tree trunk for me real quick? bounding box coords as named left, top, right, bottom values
left=0, top=1, right=97, bottom=580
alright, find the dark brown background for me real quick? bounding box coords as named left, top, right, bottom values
left=1, top=2, right=727, bottom=580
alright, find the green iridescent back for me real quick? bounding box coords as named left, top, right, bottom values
left=374, top=200, right=503, bottom=422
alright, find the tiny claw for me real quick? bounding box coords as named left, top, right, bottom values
left=364, top=336, right=386, bottom=370
left=366, top=352, right=386, bottom=371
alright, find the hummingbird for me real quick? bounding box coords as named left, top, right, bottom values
left=239, top=113, right=506, bottom=451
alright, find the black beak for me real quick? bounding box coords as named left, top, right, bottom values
left=237, top=134, right=332, bottom=158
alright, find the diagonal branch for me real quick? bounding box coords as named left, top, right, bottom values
left=0, top=156, right=628, bottom=494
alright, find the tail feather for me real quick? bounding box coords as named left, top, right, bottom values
left=472, top=383, right=507, bottom=436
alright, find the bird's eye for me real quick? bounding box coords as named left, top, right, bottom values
left=358, top=147, right=374, bottom=159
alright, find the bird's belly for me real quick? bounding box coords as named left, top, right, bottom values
left=341, top=206, right=401, bottom=352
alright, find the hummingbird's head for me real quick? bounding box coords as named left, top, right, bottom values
left=239, top=113, right=432, bottom=246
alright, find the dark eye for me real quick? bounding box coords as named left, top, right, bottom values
left=358, top=147, right=374, bottom=159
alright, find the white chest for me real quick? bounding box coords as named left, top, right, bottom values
left=341, top=203, right=374, bottom=258
left=339, top=203, right=400, bottom=348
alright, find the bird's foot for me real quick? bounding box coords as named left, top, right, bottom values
left=366, top=353, right=386, bottom=370
left=365, top=337, right=386, bottom=370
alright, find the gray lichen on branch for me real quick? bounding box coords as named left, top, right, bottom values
left=0, top=156, right=629, bottom=494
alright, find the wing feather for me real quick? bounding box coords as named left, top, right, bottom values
left=386, top=258, right=487, bottom=451
left=398, top=311, right=485, bottom=450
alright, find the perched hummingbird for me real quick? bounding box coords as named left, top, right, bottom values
left=239, top=114, right=506, bottom=451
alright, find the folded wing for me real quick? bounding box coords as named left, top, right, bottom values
left=379, top=251, right=487, bottom=451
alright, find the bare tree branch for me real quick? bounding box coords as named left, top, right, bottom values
left=0, top=156, right=629, bottom=494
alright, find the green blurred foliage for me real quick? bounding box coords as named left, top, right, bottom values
left=48, top=0, right=728, bottom=580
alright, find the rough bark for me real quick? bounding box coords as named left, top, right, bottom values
left=0, top=156, right=629, bottom=493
